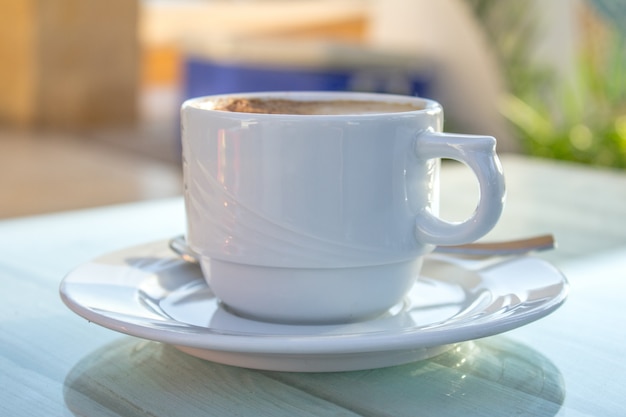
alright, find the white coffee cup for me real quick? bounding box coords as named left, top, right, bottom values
left=182, top=91, right=505, bottom=324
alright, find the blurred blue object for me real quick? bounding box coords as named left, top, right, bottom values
left=183, top=57, right=432, bottom=100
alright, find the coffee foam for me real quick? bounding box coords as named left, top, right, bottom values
left=212, top=98, right=423, bottom=115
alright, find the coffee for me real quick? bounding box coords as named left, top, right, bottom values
left=212, top=97, right=424, bottom=115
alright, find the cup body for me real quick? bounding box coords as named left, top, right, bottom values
left=182, top=91, right=504, bottom=323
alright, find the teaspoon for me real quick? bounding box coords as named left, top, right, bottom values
left=168, top=234, right=555, bottom=264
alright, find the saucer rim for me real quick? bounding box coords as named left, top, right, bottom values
left=60, top=240, right=569, bottom=356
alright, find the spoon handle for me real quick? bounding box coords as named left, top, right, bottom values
left=169, top=234, right=555, bottom=264
left=433, top=234, right=555, bottom=256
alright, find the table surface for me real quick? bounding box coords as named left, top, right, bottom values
left=2, top=154, right=625, bottom=416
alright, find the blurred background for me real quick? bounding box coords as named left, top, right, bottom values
left=1, top=0, right=624, bottom=219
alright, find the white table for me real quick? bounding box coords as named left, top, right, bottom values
left=2, top=155, right=625, bottom=416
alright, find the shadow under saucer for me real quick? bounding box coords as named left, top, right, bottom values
left=63, top=336, right=564, bottom=417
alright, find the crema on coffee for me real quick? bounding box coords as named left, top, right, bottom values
left=212, top=98, right=424, bottom=115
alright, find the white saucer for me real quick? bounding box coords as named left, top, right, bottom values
left=60, top=240, right=568, bottom=372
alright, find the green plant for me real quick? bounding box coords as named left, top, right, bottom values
left=467, top=0, right=626, bottom=168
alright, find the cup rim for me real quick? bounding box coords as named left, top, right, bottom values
left=182, top=91, right=442, bottom=118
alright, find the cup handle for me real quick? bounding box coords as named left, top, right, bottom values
left=414, top=131, right=506, bottom=245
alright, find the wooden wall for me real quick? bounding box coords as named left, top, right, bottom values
left=0, top=0, right=139, bottom=128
